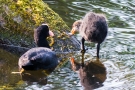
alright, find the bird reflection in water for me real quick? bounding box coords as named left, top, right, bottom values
left=20, top=68, right=54, bottom=85
left=70, top=53, right=106, bottom=90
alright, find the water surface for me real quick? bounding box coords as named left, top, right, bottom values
left=1, top=0, right=135, bottom=90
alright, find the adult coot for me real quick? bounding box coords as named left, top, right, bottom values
left=69, top=12, right=108, bottom=58
left=18, top=24, right=58, bottom=71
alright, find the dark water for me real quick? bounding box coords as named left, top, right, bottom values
left=1, top=0, right=135, bottom=90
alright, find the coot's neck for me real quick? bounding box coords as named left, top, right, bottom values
left=36, top=38, right=50, bottom=48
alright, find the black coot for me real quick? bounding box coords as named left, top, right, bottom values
left=18, top=24, right=58, bottom=71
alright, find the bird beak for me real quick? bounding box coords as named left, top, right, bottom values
left=68, top=29, right=76, bottom=36
left=70, top=29, right=76, bottom=35
left=49, top=30, right=54, bottom=37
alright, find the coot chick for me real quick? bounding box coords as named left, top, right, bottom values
left=18, top=24, right=58, bottom=71
left=70, top=12, right=108, bottom=58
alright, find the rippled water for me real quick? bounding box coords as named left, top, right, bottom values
left=44, top=0, right=135, bottom=89
left=1, top=0, right=135, bottom=90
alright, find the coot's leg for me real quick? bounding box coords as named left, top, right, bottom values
left=81, top=37, right=86, bottom=53
left=81, top=52, right=85, bottom=67
left=97, top=43, right=100, bottom=58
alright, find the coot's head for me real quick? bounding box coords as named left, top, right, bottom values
left=34, top=24, right=54, bottom=47
left=35, top=24, right=54, bottom=38
left=69, top=20, right=82, bottom=36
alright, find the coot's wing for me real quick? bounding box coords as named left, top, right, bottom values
left=18, top=47, right=58, bottom=70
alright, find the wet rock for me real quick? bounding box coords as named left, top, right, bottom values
left=0, top=0, right=80, bottom=52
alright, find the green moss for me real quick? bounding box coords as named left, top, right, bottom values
left=0, top=0, right=79, bottom=51
left=0, top=0, right=69, bottom=47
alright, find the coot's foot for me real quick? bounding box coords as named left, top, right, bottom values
left=81, top=48, right=88, bottom=53
left=81, top=49, right=86, bottom=53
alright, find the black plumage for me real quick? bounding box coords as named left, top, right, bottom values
left=18, top=24, right=58, bottom=70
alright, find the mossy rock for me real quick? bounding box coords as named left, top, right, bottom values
left=0, top=0, right=80, bottom=52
